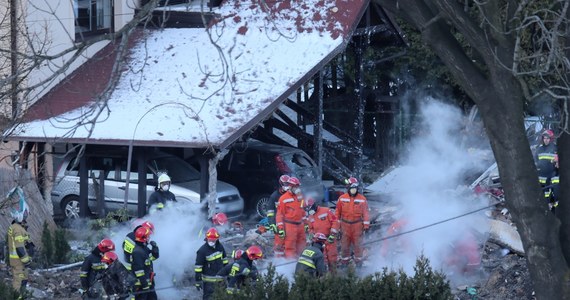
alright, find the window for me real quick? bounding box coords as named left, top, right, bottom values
left=118, top=159, right=154, bottom=183
left=74, top=0, right=113, bottom=39
left=283, top=152, right=319, bottom=178
left=146, top=156, right=201, bottom=183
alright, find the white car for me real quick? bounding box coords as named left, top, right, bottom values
left=51, top=148, right=244, bottom=221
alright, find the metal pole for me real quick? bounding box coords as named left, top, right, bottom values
left=124, top=141, right=133, bottom=209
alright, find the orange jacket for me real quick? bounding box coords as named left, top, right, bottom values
left=276, top=191, right=306, bottom=227
left=307, top=206, right=339, bottom=236
left=335, top=193, right=369, bottom=226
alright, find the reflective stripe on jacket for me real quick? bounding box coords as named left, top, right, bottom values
left=195, top=240, right=228, bottom=283
left=276, top=191, right=306, bottom=227
left=7, top=223, right=30, bottom=262
left=308, top=206, right=339, bottom=236
left=335, top=193, right=370, bottom=225
left=295, top=245, right=326, bottom=277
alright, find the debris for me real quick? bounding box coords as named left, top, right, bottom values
left=37, top=262, right=83, bottom=273
left=488, top=219, right=524, bottom=255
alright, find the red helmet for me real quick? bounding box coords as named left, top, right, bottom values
left=233, top=249, right=244, bottom=260
left=313, top=232, right=328, bottom=243
left=205, top=227, right=220, bottom=241
left=142, top=221, right=155, bottom=233
left=101, top=251, right=118, bottom=265
left=345, top=177, right=359, bottom=188
left=212, top=213, right=228, bottom=226
left=135, top=227, right=151, bottom=243
left=97, top=239, right=115, bottom=253
left=246, top=245, right=263, bottom=260
left=542, top=130, right=554, bottom=139
left=287, top=177, right=301, bottom=186
left=279, top=175, right=291, bottom=186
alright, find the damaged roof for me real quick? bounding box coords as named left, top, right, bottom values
left=6, top=0, right=368, bottom=149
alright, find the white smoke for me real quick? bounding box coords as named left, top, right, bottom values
left=108, top=201, right=210, bottom=298
left=365, top=98, right=491, bottom=285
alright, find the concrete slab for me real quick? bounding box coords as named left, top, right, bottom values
left=488, top=219, right=525, bottom=256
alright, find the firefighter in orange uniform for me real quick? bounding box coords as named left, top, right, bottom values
left=267, top=175, right=291, bottom=258
left=306, top=198, right=339, bottom=272
left=335, top=177, right=369, bottom=266
left=275, top=176, right=307, bottom=258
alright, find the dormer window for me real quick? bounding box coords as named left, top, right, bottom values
left=74, top=0, right=113, bottom=40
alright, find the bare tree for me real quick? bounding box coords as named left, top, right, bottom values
left=0, top=0, right=163, bottom=214
left=374, top=0, right=570, bottom=298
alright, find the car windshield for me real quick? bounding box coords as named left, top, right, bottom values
left=281, top=152, right=320, bottom=180
left=147, top=156, right=200, bottom=183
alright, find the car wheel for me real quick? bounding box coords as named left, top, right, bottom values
left=61, top=195, right=82, bottom=220
left=254, top=194, right=272, bottom=218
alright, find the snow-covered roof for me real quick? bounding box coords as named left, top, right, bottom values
left=7, top=0, right=367, bottom=149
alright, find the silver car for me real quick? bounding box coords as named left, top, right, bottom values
left=51, top=150, right=244, bottom=220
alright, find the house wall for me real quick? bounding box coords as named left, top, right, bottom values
left=0, top=0, right=138, bottom=119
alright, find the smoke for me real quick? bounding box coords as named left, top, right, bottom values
left=70, top=98, right=492, bottom=295
left=366, top=98, right=491, bottom=285
left=108, top=202, right=210, bottom=298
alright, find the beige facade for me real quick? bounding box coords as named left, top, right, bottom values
left=1, top=0, right=137, bottom=119
left=1, top=0, right=138, bottom=197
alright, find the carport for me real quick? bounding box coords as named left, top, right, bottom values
left=4, top=0, right=395, bottom=218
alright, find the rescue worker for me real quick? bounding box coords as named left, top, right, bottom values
left=131, top=227, right=158, bottom=300
left=534, top=130, right=558, bottom=209
left=535, top=129, right=557, bottom=186
left=276, top=176, right=307, bottom=258
left=80, top=239, right=116, bottom=299
left=7, top=203, right=32, bottom=298
left=198, top=212, right=230, bottom=239
left=223, top=245, right=263, bottom=294
left=148, top=173, right=177, bottom=213
left=266, top=175, right=290, bottom=258
left=212, top=212, right=228, bottom=227
left=100, top=251, right=137, bottom=300
left=306, top=198, right=339, bottom=273
left=295, top=233, right=327, bottom=278
left=335, top=177, right=370, bottom=267
left=194, top=227, right=229, bottom=300
left=217, top=249, right=244, bottom=278
left=380, top=218, right=410, bottom=257
left=123, top=220, right=155, bottom=271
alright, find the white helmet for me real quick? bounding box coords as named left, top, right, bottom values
left=10, top=193, right=30, bottom=223
left=158, top=174, right=171, bottom=185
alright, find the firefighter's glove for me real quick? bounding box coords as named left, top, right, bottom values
left=195, top=282, right=203, bottom=291
left=149, top=241, right=159, bottom=258
left=269, top=224, right=278, bottom=234
left=278, top=228, right=285, bottom=238
left=25, top=242, right=36, bottom=257
left=363, top=224, right=370, bottom=231
left=327, top=235, right=335, bottom=244
left=22, top=257, right=32, bottom=268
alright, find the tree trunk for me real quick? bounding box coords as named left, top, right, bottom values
left=375, top=0, right=570, bottom=298
left=558, top=125, right=570, bottom=262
